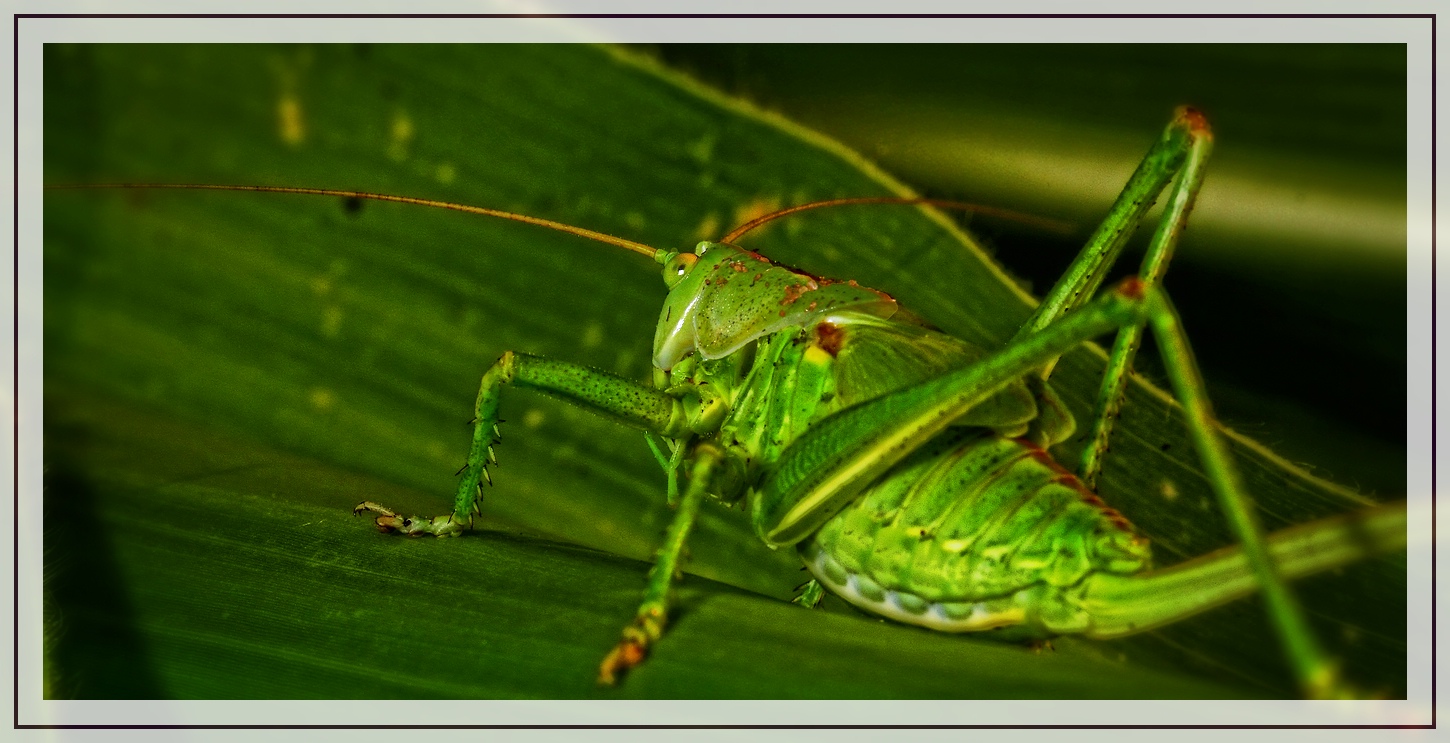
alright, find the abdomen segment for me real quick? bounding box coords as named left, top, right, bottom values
left=801, top=429, right=1150, bottom=636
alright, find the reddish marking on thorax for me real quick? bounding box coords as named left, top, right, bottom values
left=814, top=322, right=845, bottom=357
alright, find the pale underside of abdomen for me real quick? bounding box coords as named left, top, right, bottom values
left=800, top=429, right=1150, bottom=635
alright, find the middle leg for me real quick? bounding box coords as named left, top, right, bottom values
left=598, top=442, right=722, bottom=685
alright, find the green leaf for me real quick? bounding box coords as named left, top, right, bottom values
left=43, top=44, right=1403, bottom=701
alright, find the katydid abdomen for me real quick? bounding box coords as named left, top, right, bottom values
left=678, top=242, right=1399, bottom=655
left=700, top=295, right=1151, bottom=639
left=707, top=299, right=1400, bottom=647
left=801, top=429, right=1147, bottom=639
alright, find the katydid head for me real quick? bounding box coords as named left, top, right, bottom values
left=651, top=241, right=897, bottom=371
left=653, top=242, right=714, bottom=371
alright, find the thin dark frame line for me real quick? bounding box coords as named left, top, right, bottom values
left=1430, top=10, right=1438, bottom=732
left=11, top=724, right=1444, bottom=730
left=11, top=8, right=18, bottom=732
left=7, top=13, right=1442, bottom=20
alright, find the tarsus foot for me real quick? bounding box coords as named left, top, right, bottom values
left=352, top=501, right=467, bottom=537
left=597, top=611, right=664, bottom=686
left=792, top=578, right=825, bottom=609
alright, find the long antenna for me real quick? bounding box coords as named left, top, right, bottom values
left=721, top=196, right=1073, bottom=244
left=47, top=183, right=665, bottom=260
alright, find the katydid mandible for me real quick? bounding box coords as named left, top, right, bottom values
left=64, top=108, right=1407, bottom=699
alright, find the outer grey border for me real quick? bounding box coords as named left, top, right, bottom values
left=9, top=3, right=1434, bottom=735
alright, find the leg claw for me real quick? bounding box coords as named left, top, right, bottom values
left=597, top=622, right=657, bottom=686
left=597, top=639, right=647, bottom=686
left=792, top=578, right=826, bottom=609
left=352, top=501, right=465, bottom=537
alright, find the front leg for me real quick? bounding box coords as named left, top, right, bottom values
left=356, top=351, right=689, bottom=537
left=352, top=500, right=469, bottom=537
left=598, top=442, right=721, bottom=685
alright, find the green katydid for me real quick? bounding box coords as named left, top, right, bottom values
left=69, top=108, right=1404, bottom=698
left=348, top=107, right=1403, bottom=698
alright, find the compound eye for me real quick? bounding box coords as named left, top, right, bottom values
left=663, top=252, right=698, bottom=289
